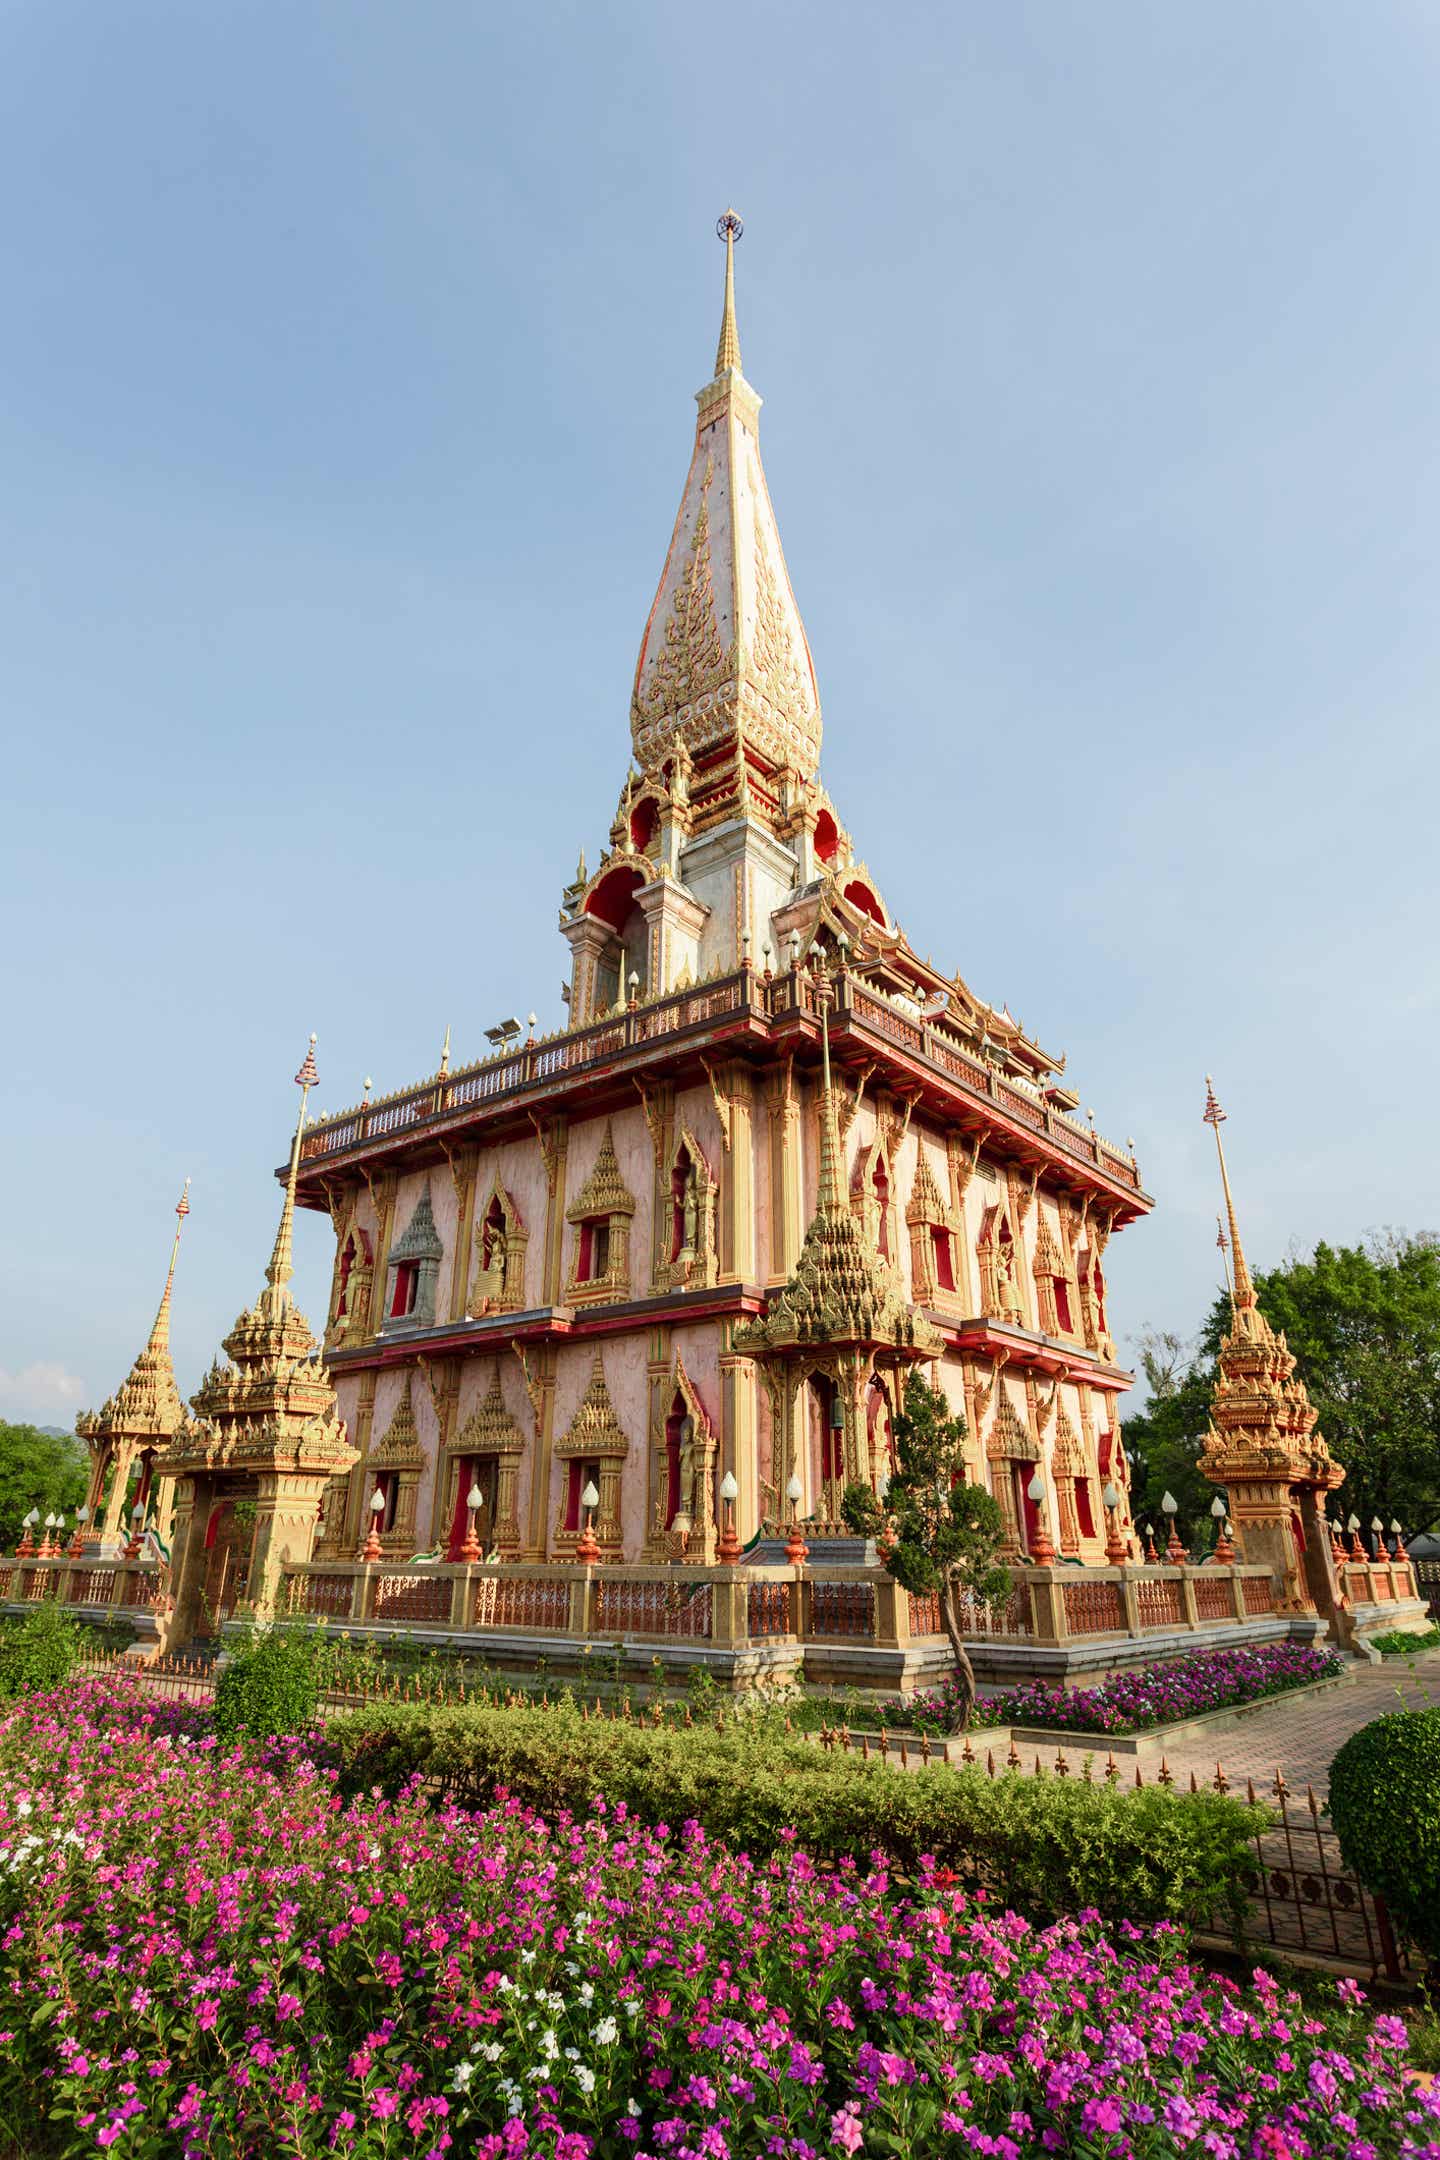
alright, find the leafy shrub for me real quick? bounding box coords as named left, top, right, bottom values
left=0, top=1683, right=1430, bottom=2160
left=911, top=1642, right=1344, bottom=1737
left=1370, top=1623, right=1440, bottom=1656
left=0, top=1602, right=81, bottom=1700
left=212, top=1623, right=322, bottom=1742
left=327, top=1697, right=1265, bottom=1929
left=1329, top=1708, right=1440, bottom=1962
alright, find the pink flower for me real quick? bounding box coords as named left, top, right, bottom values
left=830, top=2104, right=864, bottom=2154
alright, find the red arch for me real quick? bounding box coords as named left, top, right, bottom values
left=843, top=878, right=886, bottom=927
left=584, top=864, right=645, bottom=931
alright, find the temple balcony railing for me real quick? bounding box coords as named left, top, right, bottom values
left=1338, top=1554, right=1421, bottom=1607
left=269, top=1556, right=1277, bottom=1652
left=296, top=964, right=1147, bottom=1206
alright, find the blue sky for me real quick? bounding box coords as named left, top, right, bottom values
left=3, top=3, right=1436, bottom=1426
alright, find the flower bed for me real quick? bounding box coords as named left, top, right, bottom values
left=2, top=1681, right=1438, bottom=2159
left=911, top=1642, right=1345, bottom=1737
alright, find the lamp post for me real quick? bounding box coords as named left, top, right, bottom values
left=1346, top=1513, right=1363, bottom=1562
left=575, top=1480, right=602, bottom=1566
left=17, top=1509, right=39, bottom=1558
left=361, top=1486, right=386, bottom=1564
left=40, top=1513, right=59, bottom=1559
left=1210, top=1494, right=1236, bottom=1564
left=1101, top=1482, right=1128, bottom=1566
left=1390, top=1518, right=1408, bottom=1560
left=124, top=1504, right=146, bottom=1562
left=784, top=1472, right=809, bottom=1568
left=1368, top=1515, right=1384, bottom=1560
left=1161, top=1489, right=1185, bottom=1564
left=68, top=1505, right=89, bottom=1559
left=1025, top=1468, right=1055, bottom=1565
left=460, top=1482, right=484, bottom=1565
left=716, top=1469, right=742, bottom=1566
left=1141, top=1521, right=1158, bottom=1564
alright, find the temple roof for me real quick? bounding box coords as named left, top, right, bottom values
left=76, top=1183, right=190, bottom=1446
left=630, top=213, right=821, bottom=786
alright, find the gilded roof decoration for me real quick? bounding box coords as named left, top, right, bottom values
left=566, top=1122, right=636, bottom=1223
left=370, top=1378, right=424, bottom=1469
left=78, top=1183, right=190, bottom=1446
left=905, top=1144, right=949, bottom=1227
left=1032, top=1211, right=1063, bottom=1280
left=457, top=1365, right=525, bottom=1455
left=160, top=1052, right=357, bottom=1487
left=555, top=1353, right=630, bottom=1460
left=1199, top=1081, right=1342, bottom=1494
left=390, top=1182, right=443, bottom=1263
left=988, top=1381, right=1036, bottom=1463
left=736, top=977, right=942, bottom=1360
left=630, top=232, right=821, bottom=782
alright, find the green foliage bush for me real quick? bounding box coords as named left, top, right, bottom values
left=0, top=1602, right=82, bottom=1700
left=1329, top=1708, right=1440, bottom=1961
left=327, top=1698, right=1265, bottom=1929
left=213, top=1624, right=322, bottom=1743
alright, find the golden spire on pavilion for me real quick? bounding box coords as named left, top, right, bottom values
left=1202, top=1076, right=1254, bottom=1317
left=263, top=1033, right=319, bottom=1309
left=147, top=1177, right=192, bottom=1358
left=715, top=208, right=743, bottom=376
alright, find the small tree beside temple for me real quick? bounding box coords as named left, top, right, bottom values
left=842, top=1372, right=1009, bottom=1729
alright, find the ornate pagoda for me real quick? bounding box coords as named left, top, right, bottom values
left=75, top=1182, right=191, bottom=1551
left=279, top=215, right=1152, bottom=1585
left=159, top=1040, right=357, bottom=1638
left=1199, top=1079, right=1430, bottom=1641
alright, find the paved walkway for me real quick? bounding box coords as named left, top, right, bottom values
left=995, top=1648, right=1440, bottom=1799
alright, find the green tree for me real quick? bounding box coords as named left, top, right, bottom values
left=1123, top=1231, right=1440, bottom=1540
left=0, top=1422, right=88, bottom=1552
left=841, top=1372, right=1009, bottom=1729
left=1259, top=1232, right=1440, bottom=1533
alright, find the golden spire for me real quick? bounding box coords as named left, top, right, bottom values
left=1203, top=1077, right=1254, bottom=1313
left=714, top=208, right=743, bottom=376
left=147, top=1178, right=192, bottom=1356
left=813, top=954, right=843, bottom=1218
left=265, top=1034, right=318, bottom=1303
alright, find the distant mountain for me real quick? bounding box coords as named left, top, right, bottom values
left=38, top=1426, right=73, bottom=1439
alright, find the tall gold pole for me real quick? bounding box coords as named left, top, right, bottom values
left=266, top=1034, right=318, bottom=1300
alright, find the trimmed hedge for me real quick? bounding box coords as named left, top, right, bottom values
left=1329, top=1707, right=1440, bottom=1962
left=328, top=1699, right=1265, bottom=1930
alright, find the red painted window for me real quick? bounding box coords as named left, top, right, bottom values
left=564, top=1459, right=601, bottom=1534
left=390, top=1263, right=417, bottom=1318
left=664, top=1402, right=685, bottom=1525
left=1075, top=1478, right=1096, bottom=1540
left=1054, top=1278, right=1073, bottom=1332
left=930, top=1225, right=955, bottom=1292
left=873, top=1161, right=890, bottom=1260
left=577, top=1221, right=610, bottom=1284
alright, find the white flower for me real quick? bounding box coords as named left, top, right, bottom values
left=520, top=1948, right=535, bottom=1964
left=626, top=2100, right=642, bottom=2118
left=564, top=2048, right=580, bottom=2063
left=15, top=1801, right=32, bottom=1820
left=479, top=2042, right=502, bottom=2063
left=594, top=2017, right=618, bottom=2046
left=449, top=2061, right=474, bottom=2091
left=578, top=1981, right=594, bottom=2006
left=575, top=2066, right=596, bottom=2095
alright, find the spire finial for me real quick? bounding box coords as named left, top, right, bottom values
left=1203, top=1076, right=1254, bottom=1313
left=266, top=1034, right=318, bottom=1300
left=439, top=1024, right=451, bottom=1077
left=147, top=1176, right=192, bottom=1353
left=715, top=208, right=743, bottom=377
left=812, top=955, right=844, bottom=1218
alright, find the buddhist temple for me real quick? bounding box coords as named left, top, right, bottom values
left=76, top=1181, right=191, bottom=1550
left=277, top=213, right=1152, bottom=1592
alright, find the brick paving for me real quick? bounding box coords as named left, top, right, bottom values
left=1009, top=1648, right=1440, bottom=1799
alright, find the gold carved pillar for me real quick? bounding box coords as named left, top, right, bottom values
left=518, top=1343, right=558, bottom=1559
left=764, top=1057, right=802, bottom=1283
left=248, top=1472, right=330, bottom=1616
left=720, top=1329, right=759, bottom=1542
left=445, top=1145, right=480, bottom=1324
left=363, top=1173, right=398, bottom=1336
left=531, top=1115, right=569, bottom=1306
left=343, top=1373, right=378, bottom=1549
left=712, top=1063, right=755, bottom=1283
left=420, top=1357, right=462, bottom=1543
left=636, top=1082, right=676, bottom=1291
